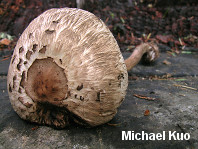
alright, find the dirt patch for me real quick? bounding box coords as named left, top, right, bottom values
left=0, top=0, right=198, bottom=52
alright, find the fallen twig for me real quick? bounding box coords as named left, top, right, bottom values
left=107, top=123, right=121, bottom=126
left=133, top=94, right=159, bottom=101
left=0, top=57, right=10, bottom=62
left=3, top=55, right=11, bottom=58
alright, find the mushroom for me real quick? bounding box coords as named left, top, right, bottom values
left=7, top=8, right=159, bottom=128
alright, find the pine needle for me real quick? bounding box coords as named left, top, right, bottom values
left=173, top=84, right=197, bottom=91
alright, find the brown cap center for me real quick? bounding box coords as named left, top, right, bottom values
left=25, top=57, right=68, bottom=105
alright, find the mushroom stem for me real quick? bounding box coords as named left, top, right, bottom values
left=124, top=42, right=159, bottom=71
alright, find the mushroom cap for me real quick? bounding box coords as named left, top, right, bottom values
left=7, top=8, right=128, bottom=128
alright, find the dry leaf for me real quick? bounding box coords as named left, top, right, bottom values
left=31, top=126, right=39, bottom=130
left=144, top=110, right=150, bottom=116
left=156, top=35, right=173, bottom=43
left=163, top=60, right=171, bottom=65
left=0, top=38, right=11, bottom=46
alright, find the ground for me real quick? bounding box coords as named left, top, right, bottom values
left=0, top=0, right=198, bottom=149
left=0, top=46, right=198, bottom=149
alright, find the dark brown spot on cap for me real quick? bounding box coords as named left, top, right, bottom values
left=39, top=46, right=47, bottom=54
left=118, top=81, right=121, bottom=87
left=32, top=44, right=38, bottom=52
left=45, top=29, right=55, bottom=34
left=11, top=55, right=16, bottom=64
left=18, top=97, right=32, bottom=108
left=19, top=47, right=24, bottom=53
left=9, top=84, right=12, bottom=92
left=75, top=94, right=77, bottom=98
left=13, top=75, right=17, bottom=81
left=59, top=59, right=62, bottom=64
left=26, top=50, right=33, bottom=60
left=52, top=20, right=60, bottom=24
left=20, top=71, right=26, bottom=88
left=77, top=83, right=83, bottom=91
left=96, top=92, right=100, bottom=101
left=17, top=58, right=23, bottom=71
left=118, top=73, right=124, bottom=80
left=18, top=87, right=22, bottom=93
left=13, top=75, right=17, bottom=89
left=24, top=102, right=33, bottom=108
left=65, top=91, right=71, bottom=99
left=80, top=96, right=84, bottom=101
left=18, top=97, right=23, bottom=103
left=29, top=33, right=33, bottom=38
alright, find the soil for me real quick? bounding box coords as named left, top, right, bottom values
left=0, top=0, right=198, bottom=52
